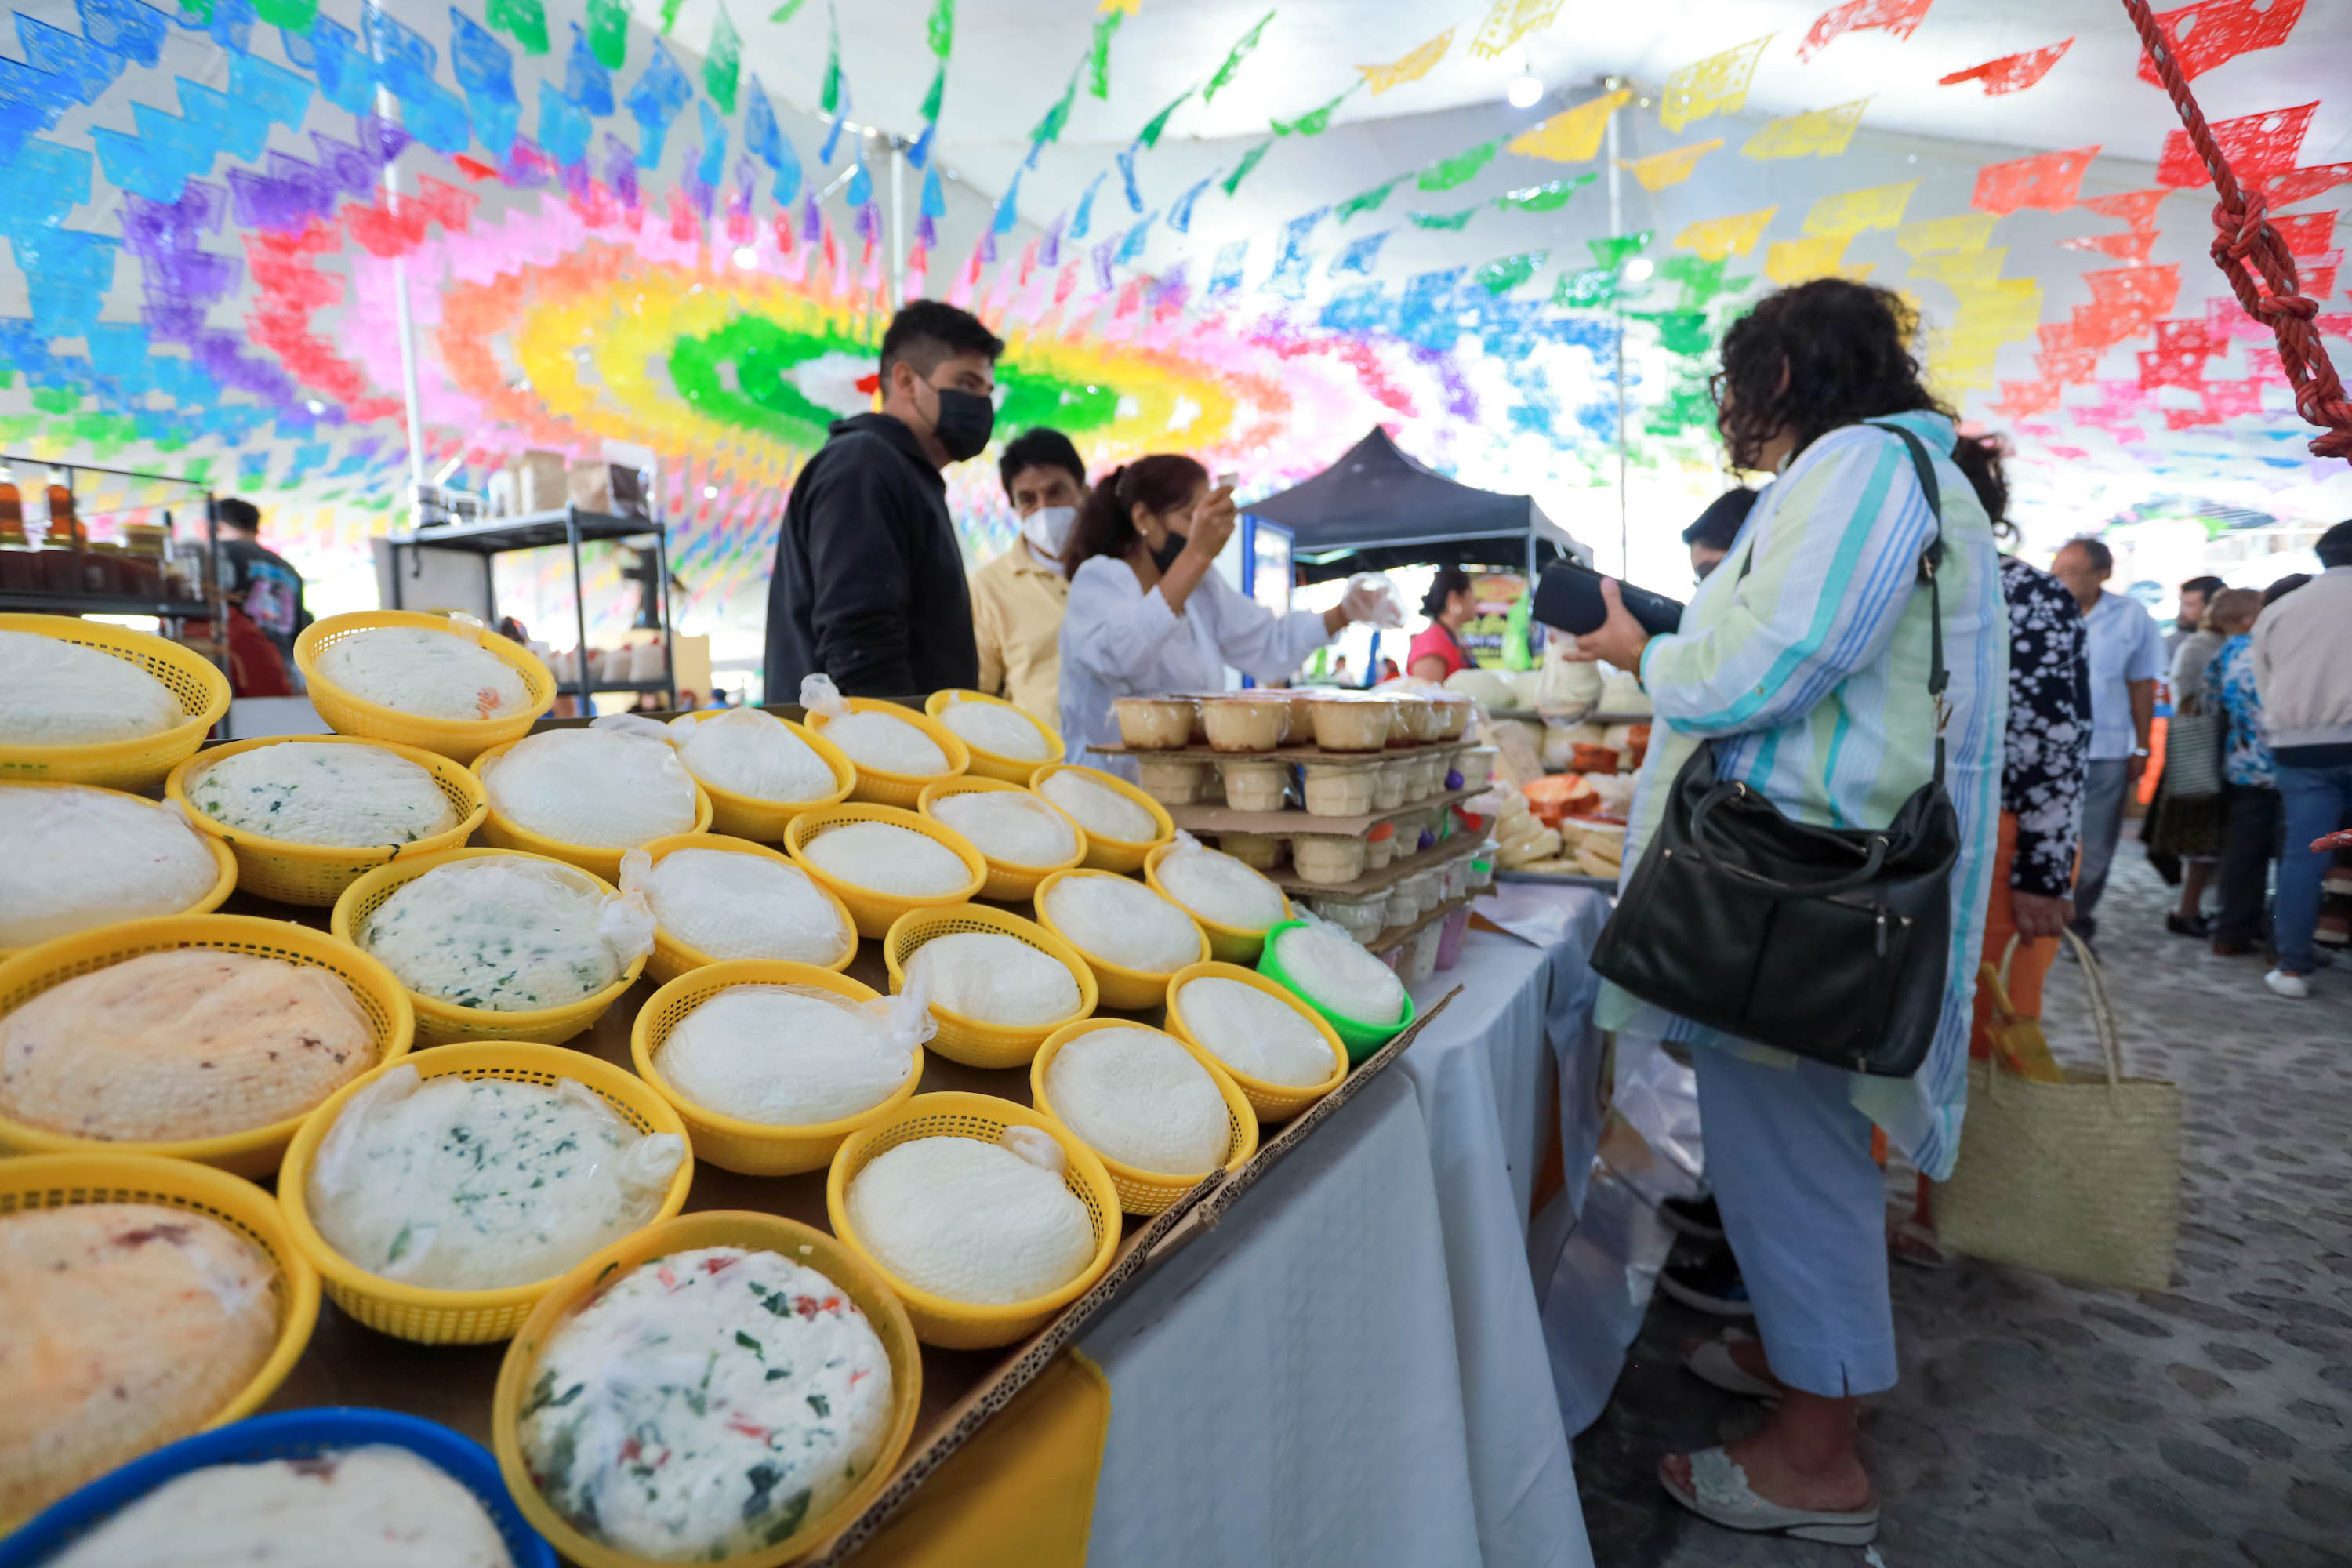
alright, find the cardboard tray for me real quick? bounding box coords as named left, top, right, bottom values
left=1167, top=784, right=1481, bottom=840
left=1264, top=834, right=1483, bottom=900
left=1087, top=738, right=1471, bottom=765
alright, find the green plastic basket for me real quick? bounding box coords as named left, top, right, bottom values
left=1255, top=918, right=1416, bottom=1064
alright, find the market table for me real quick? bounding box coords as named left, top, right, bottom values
left=240, top=885, right=1609, bottom=1566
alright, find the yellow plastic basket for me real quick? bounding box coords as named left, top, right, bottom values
left=667, top=707, right=856, bottom=839
left=1029, top=1018, right=1258, bottom=1216
left=914, top=775, right=1085, bottom=902
left=0, top=781, right=235, bottom=960
left=827, top=1092, right=1120, bottom=1349
left=1143, top=840, right=1293, bottom=965
left=1032, top=762, right=1174, bottom=873
left=0, top=613, right=230, bottom=790
left=631, top=960, right=919, bottom=1175
left=0, top=1152, right=320, bottom=1533
left=470, top=736, right=713, bottom=884
left=0, top=914, right=416, bottom=1178
left=165, top=734, right=488, bottom=907
left=276, top=1041, right=694, bottom=1345
left=492, top=1210, right=923, bottom=1568
left=331, top=847, right=647, bottom=1046
left=804, top=697, right=970, bottom=808
left=1163, top=960, right=1350, bottom=1123
left=880, top=903, right=1098, bottom=1069
left=782, top=803, right=986, bottom=939
left=923, top=688, right=1065, bottom=784
left=1032, top=868, right=1210, bottom=1012
left=294, top=610, right=556, bottom=764
left=632, top=833, right=858, bottom=985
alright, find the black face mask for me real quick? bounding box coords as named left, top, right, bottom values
left=927, top=384, right=995, bottom=463
left=1149, top=531, right=1188, bottom=572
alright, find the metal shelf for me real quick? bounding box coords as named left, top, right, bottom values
left=388, top=508, right=663, bottom=555
left=0, top=590, right=212, bottom=618
left=560, top=677, right=677, bottom=696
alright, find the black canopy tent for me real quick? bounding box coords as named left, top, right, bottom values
left=1243, top=426, right=1588, bottom=584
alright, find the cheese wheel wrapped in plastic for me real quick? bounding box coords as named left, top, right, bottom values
left=800, top=821, right=972, bottom=896
left=0, top=786, right=220, bottom=949
left=800, top=675, right=947, bottom=776
left=1152, top=831, right=1285, bottom=933
left=928, top=789, right=1077, bottom=867
left=1044, top=1026, right=1229, bottom=1175
left=902, top=931, right=1082, bottom=1025
left=0, top=630, right=182, bottom=745
left=845, top=1129, right=1094, bottom=1304
left=316, top=624, right=529, bottom=721
left=481, top=719, right=698, bottom=849
left=936, top=694, right=1050, bottom=760
left=187, top=741, right=459, bottom=847
left=670, top=707, right=838, bottom=803
left=655, top=982, right=930, bottom=1124
left=1040, top=875, right=1201, bottom=975
left=1172, top=975, right=1337, bottom=1087
left=621, top=847, right=853, bottom=966
left=1272, top=916, right=1407, bottom=1026
left=1037, top=768, right=1159, bottom=844
left=358, top=855, right=654, bottom=1011
left=306, top=1065, right=684, bottom=1289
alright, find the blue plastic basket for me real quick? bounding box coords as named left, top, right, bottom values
left=0, top=1408, right=554, bottom=1568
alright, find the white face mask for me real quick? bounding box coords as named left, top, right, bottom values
left=1022, top=505, right=1078, bottom=558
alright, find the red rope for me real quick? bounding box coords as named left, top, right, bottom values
left=2120, top=0, right=2352, bottom=463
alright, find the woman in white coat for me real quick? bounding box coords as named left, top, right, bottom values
left=1057, top=455, right=1374, bottom=777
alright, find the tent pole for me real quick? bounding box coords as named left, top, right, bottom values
left=371, top=83, right=427, bottom=527
left=1605, top=100, right=1628, bottom=577
left=889, top=136, right=908, bottom=309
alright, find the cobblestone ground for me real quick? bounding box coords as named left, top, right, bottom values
left=1575, top=843, right=2352, bottom=1567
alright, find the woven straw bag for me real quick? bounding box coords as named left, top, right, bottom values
left=1936, top=931, right=2180, bottom=1293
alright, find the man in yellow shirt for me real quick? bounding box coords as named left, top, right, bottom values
left=971, top=427, right=1087, bottom=724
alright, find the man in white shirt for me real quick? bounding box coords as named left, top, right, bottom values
left=2052, top=537, right=2164, bottom=948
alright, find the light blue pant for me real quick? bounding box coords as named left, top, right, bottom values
left=2274, top=760, right=2352, bottom=975
left=1695, top=1047, right=1896, bottom=1399
left=2071, top=757, right=2132, bottom=941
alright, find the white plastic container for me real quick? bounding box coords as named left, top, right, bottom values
left=1301, top=761, right=1376, bottom=817
left=1311, top=891, right=1388, bottom=942
left=1384, top=693, right=1438, bottom=746
left=1455, top=746, right=1497, bottom=792
left=1220, top=758, right=1291, bottom=811
left=1137, top=754, right=1210, bottom=805
left=1401, top=867, right=1443, bottom=916
left=1397, top=920, right=1443, bottom=986
left=1217, top=830, right=1285, bottom=869
left=1290, top=833, right=1367, bottom=885
left=1363, top=822, right=1399, bottom=869
left=1439, top=856, right=1468, bottom=902
left=1372, top=758, right=1409, bottom=810
left=1116, top=696, right=1199, bottom=750
left=1307, top=694, right=1395, bottom=752
left=1383, top=886, right=1418, bottom=928
left=1201, top=694, right=1288, bottom=753
left=1428, top=691, right=1473, bottom=739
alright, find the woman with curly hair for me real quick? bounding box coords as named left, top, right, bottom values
left=1572, top=278, right=2007, bottom=1545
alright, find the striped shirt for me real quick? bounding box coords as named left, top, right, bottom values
left=1598, top=412, right=2009, bottom=1181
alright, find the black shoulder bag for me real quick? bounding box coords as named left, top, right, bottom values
left=1590, top=421, right=1961, bottom=1078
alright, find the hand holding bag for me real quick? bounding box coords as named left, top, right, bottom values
left=1591, top=420, right=1960, bottom=1078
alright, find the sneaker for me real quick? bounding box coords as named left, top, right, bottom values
left=1660, top=1195, right=1726, bottom=1243
left=2266, top=969, right=2311, bottom=1000
left=2166, top=913, right=2212, bottom=938
left=1658, top=1248, right=1755, bottom=1317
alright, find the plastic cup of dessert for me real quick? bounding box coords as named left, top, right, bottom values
left=1217, top=830, right=1286, bottom=869
left=1300, top=760, right=1376, bottom=817
left=1363, top=822, right=1398, bottom=869
left=1201, top=693, right=1289, bottom=753
left=1371, top=758, right=1409, bottom=810
left=1116, top=696, right=1200, bottom=750
left=1219, top=758, right=1291, bottom=811
left=1306, top=693, right=1394, bottom=753
left=1290, top=833, right=1368, bottom=885
left=1136, top=754, right=1209, bottom=805
left=1455, top=746, right=1497, bottom=791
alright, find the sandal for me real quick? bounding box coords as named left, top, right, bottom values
left=1888, top=1218, right=1954, bottom=1270
left=1682, top=1333, right=1783, bottom=1401
left=1659, top=1447, right=1879, bottom=1545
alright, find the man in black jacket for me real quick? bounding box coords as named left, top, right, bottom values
left=763, top=301, right=1004, bottom=701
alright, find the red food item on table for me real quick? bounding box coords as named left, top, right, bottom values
left=1570, top=743, right=1621, bottom=775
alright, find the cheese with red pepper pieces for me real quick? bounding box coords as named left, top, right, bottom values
left=517, top=1246, right=894, bottom=1562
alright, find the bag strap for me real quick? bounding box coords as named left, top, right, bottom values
left=1863, top=419, right=1950, bottom=786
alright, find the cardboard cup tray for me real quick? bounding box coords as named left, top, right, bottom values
left=1087, top=737, right=1472, bottom=766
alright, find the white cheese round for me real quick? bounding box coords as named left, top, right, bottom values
left=822, top=709, right=947, bottom=776
left=638, top=848, right=852, bottom=965
left=674, top=708, right=837, bottom=803
left=519, top=1247, right=894, bottom=1562
left=307, top=1066, right=684, bottom=1290
left=187, top=741, right=459, bottom=848
left=0, top=630, right=181, bottom=745
left=1174, top=976, right=1337, bottom=1087
left=1273, top=920, right=1407, bottom=1025
left=359, top=856, right=627, bottom=1011
left=1040, top=876, right=1200, bottom=975
left=316, top=626, right=528, bottom=722
left=656, top=985, right=913, bottom=1125
left=0, top=786, right=219, bottom=949
left=1037, top=769, right=1158, bottom=844
left=928, top=789, right=1076, bottom=867
left=938, top=699, right=1049, bottom=760
left=902, top=931, right=1081, bottom=1026
left=1155, top=844, right=1286, bottom=932
left=799, top=822, right=970, bottom=896
left=846, top=1136, right=1094, bottom=1305
left=1045, top=1027, right=1229, bottom=1176
left=483, top=728, right=697, bottom=849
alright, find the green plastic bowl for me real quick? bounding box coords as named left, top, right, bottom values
left=1256, top=918, right=1417, bottom=1064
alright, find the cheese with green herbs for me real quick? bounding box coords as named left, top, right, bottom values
left=358, top=856, right=626, bottom=1011
left=187, top=742, right=459, bottom=847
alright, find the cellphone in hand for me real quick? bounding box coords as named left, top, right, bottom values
left=1532, top=561, right=1686, bottom=638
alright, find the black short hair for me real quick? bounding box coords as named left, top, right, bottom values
left=1420, top=565, right=1472, bottom=620
left=2317, top=520, right=2352, bottom=569
left=2263, top=572, right=2311, bottom=605
left=216, top=496, right=261, bottom=532
left=2061, top=536, right=2114, bottom=574
left=879, top=300, right=1004, bottom=386
left=1951, top=434, right=2009, bottom=535
left=998, top=427, right=1086, bottom=497
left=1682, top=488, right=1758, bottom=552
left=2179, top=575, right=2226, bottom=598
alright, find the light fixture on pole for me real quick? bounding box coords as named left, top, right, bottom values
left=1506, top=69, right=1543, bottom=108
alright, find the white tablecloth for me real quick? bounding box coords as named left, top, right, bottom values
left=1080, top=894, right=1610, bottom=1568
